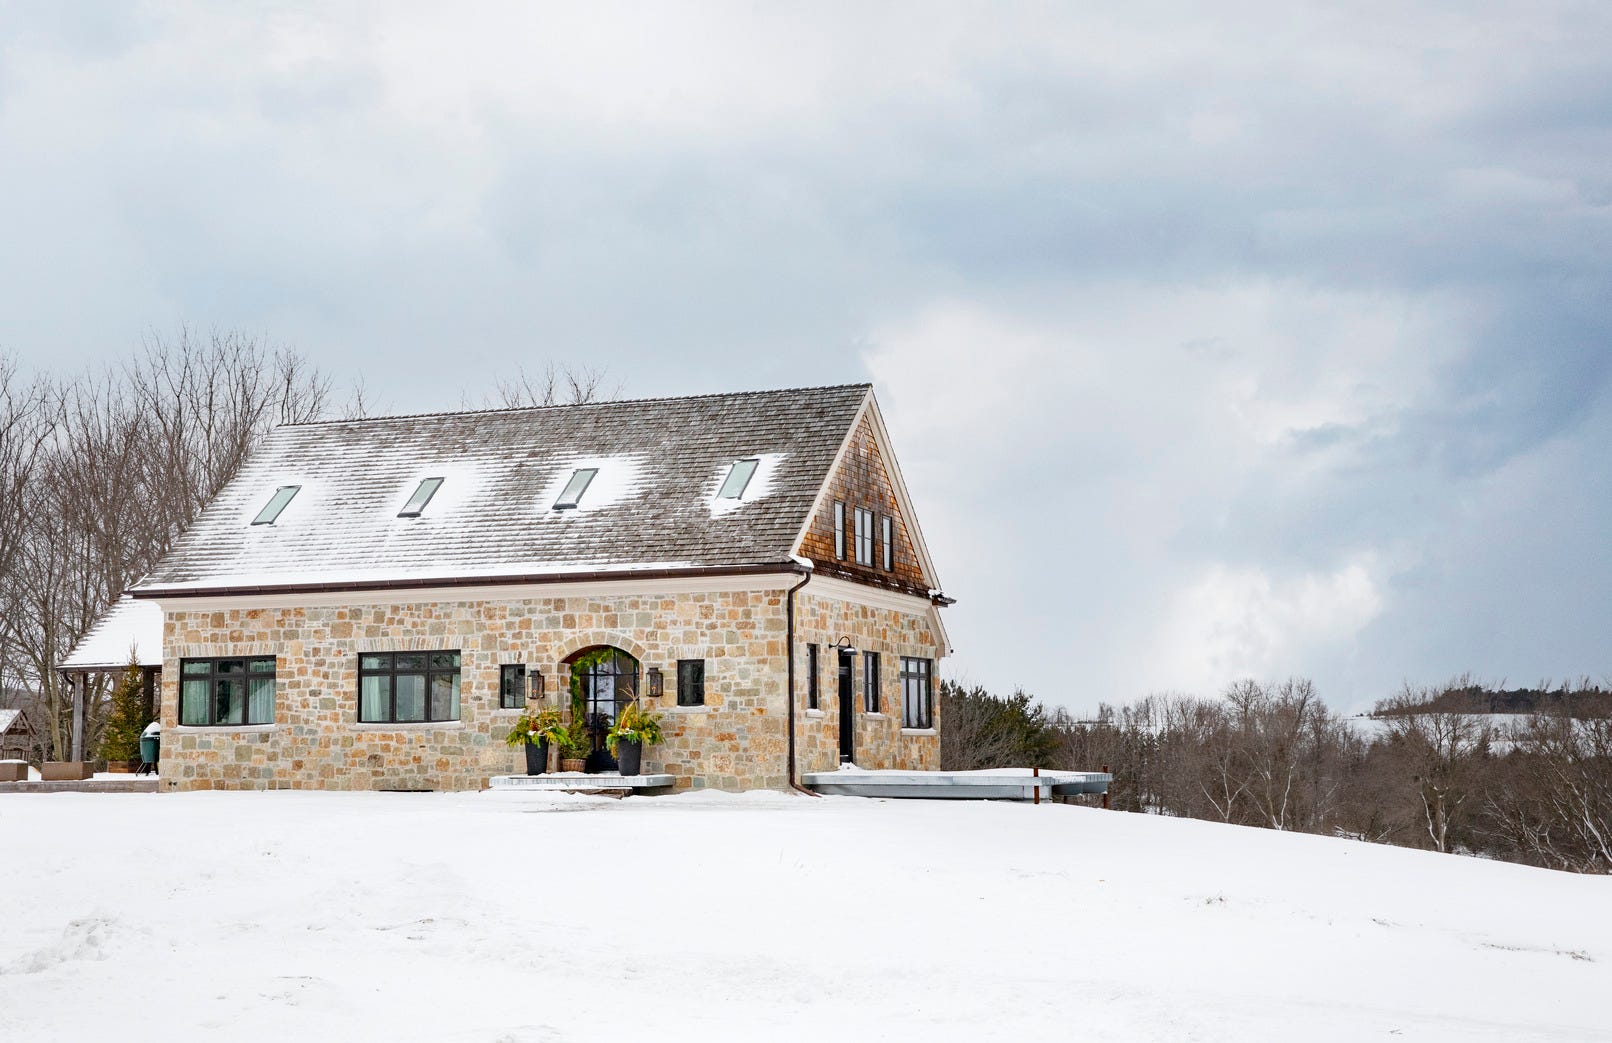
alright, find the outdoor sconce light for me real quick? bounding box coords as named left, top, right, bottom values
left=533, top=670, right=545, bottom=700
left=830, top=636, right=858, bottom=655
left=647, top=667, right=664, bottom=699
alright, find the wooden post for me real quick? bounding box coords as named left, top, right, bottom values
left=1101, top=763, right=1111, bottom=810
left=69, top=672, right=85, bottom=762
left=1033, top=765, right=1040, bottom=805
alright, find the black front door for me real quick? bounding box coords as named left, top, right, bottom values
left=838, top=649, right=855, bottom=763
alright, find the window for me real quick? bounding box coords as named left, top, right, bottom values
left=553, top=468, right=598, bottom=510
left=881, top=515, right=894, bottom=571
left=901, top=657, right=933, bottom=729
left=500, top=664, right=527, bottom=709
left=806, top=643, right=819, bottom=711
left=180, top=657, right=276, bottom=726
left=358, top=651, right=461, bottom=723
left=398, top=477, right=444, bottom=517
left=677, top=659, right=706, bottom=707
left=252, top=486, right=299, bottom=525
left=833, top=502, right=846, bottom=559
left=863, top=651, right=881, bottom=713
left=854, top=508, right=875, bottom=566
left=718, top=458, right=759, bottom=499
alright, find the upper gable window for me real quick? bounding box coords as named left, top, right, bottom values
left=854, top=508, right=875, bottom=566
left=553, top=468, right=598, bottom=510
left=718, top=458, right=759, bottom=500
left=251, top=486, right=300, bottom=526
left=398, top=477, right=444, bottom=518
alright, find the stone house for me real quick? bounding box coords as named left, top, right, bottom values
left=111, top=384, right=951, bottom=791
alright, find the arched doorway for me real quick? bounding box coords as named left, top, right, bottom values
left=564, top=646, right=641, bottom=726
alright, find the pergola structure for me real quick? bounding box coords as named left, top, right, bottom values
left=59, top=596, right=163, bottom=762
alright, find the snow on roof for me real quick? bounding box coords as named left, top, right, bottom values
left=0, top=708, right=20, bottom=734
left=133, top=385, right=872, bottom=595
left=61, top=596, right=164, bottom=670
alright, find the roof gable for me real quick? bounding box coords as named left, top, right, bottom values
left=793, top=393, right=941, bottom=595
left=133, top=385, right=872, bottom=595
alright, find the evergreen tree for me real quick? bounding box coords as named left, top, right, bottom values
left=98, top=653, right=151, bottom=761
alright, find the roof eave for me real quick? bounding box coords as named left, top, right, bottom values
left=128, top=561, right=810, bottom=601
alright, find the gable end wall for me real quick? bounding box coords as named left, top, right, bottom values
left=799, top=411, right=930, bottom=593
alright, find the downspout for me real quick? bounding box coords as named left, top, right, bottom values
left=784, top=560, right=819, bottom=797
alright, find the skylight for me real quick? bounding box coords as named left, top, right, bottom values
left=398, top=477, right=444, bottom=518
left=553, top=468, right=598, bottom=510
left=718, top=458, right=759, bottom=500
left=251, top=486, right=300, bottom=526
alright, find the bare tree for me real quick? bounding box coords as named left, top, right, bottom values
left=488, top=363, right=619, bottom=409
left=4, top=332, right=329, bottom=759
left=1379, top=684, right=1492, bottom=853
left=1483, top=711, right=1612, bottom=872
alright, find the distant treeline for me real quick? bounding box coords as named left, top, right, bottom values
left=940, top=676, right=1612, bottom=875
left=1374, top=676, right=1612, bottom=716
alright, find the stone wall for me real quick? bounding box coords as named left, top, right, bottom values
left=158, top=581, right=942, bottom=792
left=793, top=587, right=943, bottom=774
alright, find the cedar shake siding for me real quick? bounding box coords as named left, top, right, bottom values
left=800, top=410, right=931, bottom=595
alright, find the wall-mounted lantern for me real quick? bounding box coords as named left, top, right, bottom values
left=533, top=670, right=546, bottom=700
left=647, top=667, right=664, bottom=699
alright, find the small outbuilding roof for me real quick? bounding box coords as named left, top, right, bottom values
left=0, top=708, right=23, bottom=734
left=131, top=384, right=874, bottom=596
left=61, top=596, right=164, bottom=670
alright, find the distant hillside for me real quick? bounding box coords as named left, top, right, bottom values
left=1373, top=682, right=1612, bottom=717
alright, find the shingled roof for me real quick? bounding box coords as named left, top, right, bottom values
left=131, top=384, right=873, bottom=596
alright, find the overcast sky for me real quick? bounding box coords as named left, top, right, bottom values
left=3, top=2, right=1609, bottom=713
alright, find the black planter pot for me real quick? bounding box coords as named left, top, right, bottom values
left=524, top=740, right=549, bottom=775
left=616, top=739, right=643, bottom=776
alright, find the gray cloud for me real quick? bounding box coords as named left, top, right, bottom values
left=1, top=2, right=1608, bottom=709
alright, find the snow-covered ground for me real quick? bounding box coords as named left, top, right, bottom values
left=2, top=791, right=1608, bottom=1042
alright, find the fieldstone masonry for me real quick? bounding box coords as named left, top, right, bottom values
left=159, top=584, right=941, bottom=792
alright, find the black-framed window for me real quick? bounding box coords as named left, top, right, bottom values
left=180, top=657, right=276, bottom=726
left=359, top=651, right=461, bottom=723
left=901, top=657, right=933, bottom=729
left=833, top=501, right=847, bottom=559
left=863, top=651, right=881, bottom=713
left=806, top=643, right=819, bottom=711
left=854, top=508, right=875, bottom=565
left=881, top=515, right=894, bottom=571
left=500, top=664, right=527, bottom=709
left=677, top=659, right=706, bottom=707
left=573, top=649, right=639, bottom=722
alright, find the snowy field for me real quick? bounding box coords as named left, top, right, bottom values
left=2, top=791, right=1609, bottom=1042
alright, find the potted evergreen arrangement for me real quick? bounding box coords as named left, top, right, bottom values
left=505, top=708, right=563, bottom=775
left=607, top=700, right=665, bottom=776
left=558, top=726, right=590, bottom=773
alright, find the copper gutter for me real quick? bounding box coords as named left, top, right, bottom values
left=783, top=563, right=819, bottom=797
left=127, top=562, right=798, bottom=600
